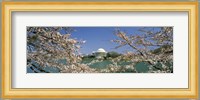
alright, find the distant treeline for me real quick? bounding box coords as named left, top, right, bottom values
left=83, top=44, right=172, bottom=59
left=83, top=51, right=122, bottom=59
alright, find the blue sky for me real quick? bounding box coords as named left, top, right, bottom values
left=60, top=27, right=161, bottom=55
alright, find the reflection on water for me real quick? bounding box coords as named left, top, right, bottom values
left=27, top=59, right=153, bottom=73
left=1, top=99, right=197, bottom=100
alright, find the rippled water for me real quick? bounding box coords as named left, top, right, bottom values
left=27, top=59, right=150, bottom=73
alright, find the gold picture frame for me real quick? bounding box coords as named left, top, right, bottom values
left=1, top=1, right=199, bottom=98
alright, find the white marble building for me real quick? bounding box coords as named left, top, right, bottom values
left=95, top=48, right=107, bottom=59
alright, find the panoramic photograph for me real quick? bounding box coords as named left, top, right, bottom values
left=27, top=27, right=173, bottom=73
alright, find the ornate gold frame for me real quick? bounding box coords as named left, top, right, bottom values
left=1, top=1, right=199, bottom=98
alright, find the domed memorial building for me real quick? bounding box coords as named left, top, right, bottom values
left=95, top=48, right=107, bottom=59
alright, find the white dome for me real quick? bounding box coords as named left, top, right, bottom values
left=96, top=48, right=106, bottom=53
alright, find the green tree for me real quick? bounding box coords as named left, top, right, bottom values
left=107, top=51, right=121, bottom=58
